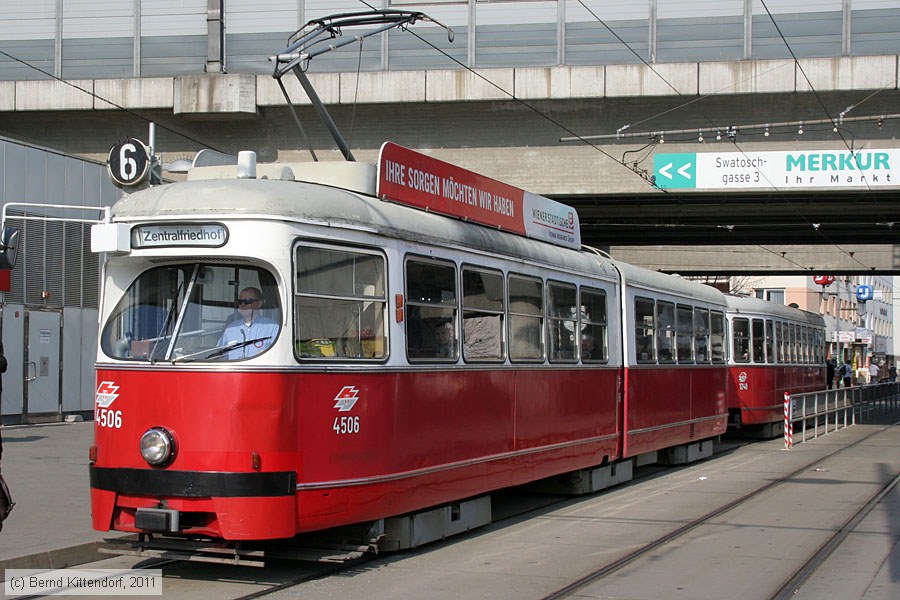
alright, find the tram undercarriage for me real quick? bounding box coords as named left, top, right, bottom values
left=97, top=439, right=716, bottom=567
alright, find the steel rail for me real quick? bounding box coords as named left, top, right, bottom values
left=539, top=420, right=899, bottom=600
left=768, top=470, right=900, bottom=600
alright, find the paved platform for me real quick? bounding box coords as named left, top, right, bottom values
left=270, top=415, right=900, bottom=600
left=0, top=415, right=898, bottom=599
left=0, top=421, right=107, bottom=572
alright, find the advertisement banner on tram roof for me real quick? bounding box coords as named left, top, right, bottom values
left=377, top=142, right=581, bottom=250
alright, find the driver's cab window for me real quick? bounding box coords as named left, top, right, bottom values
left=101, top=264, right=281, bottom=362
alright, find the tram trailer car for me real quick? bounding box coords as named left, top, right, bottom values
left=617, top=262, right=728, bottom=456
left=724, top=294, right=827, bottom=436
left=89, top=148, right=728, bottom=550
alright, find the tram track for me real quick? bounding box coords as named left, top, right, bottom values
left=71, top=461, right=698, bottom=600
left=14, top=427, right=889, bottom=600
left=538, top=420, right=900, bottom=600
left=226, top=557, right=381, bottom=600
left=162, top=440, right=759, bottom=599
left=768, top=470, right=900, bottom=600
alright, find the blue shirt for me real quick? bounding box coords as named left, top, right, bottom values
left=218, top=316, right=280, bottom=359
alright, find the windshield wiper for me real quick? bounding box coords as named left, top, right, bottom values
left=172, top=337, right=272, bottom=363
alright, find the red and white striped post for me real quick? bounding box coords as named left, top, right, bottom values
left=784, top=392, right=793, bottom=449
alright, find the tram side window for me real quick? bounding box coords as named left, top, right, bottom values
left=710, top=311, right=725, bottom=363
left=789, top=324, right=797, bottom=363
left=635, top=297, right=655, bottom=362
left=802, top=326, right=810, bottom=364
left=775, top=322, right=784, bottom=362
left=509, top=275, right=544, bottom=361
left=548, top=281, right=577, bottom=363
left=765, top=320, right=775, bottom=363
left=781, top=322, right=789, bottom=362
left=809, top=327, right=816, bottom=363
left=406, top=259, right=458, bottom=360
left=694, top=308, right=710, bottom=364
left=656, top=301, right=676, bottom=363
left=815, top=328, right=824, bottom=363
left=580, top=287, right=608, bottom=362
left=780, top=324, right=787, bottom=362
left=295, top=245, right=387, bottom=360
left=784, top=323, right=791, bottom=362
left=752, top=319, right=765, bottom=363
left=676, top=305, right=693, bottom=363
left=798, top=325, right=806, bottom=363
left=462, top=267, right=504, bottom=361
left=733, top=318, right=750, bottom=363
left=813, top=328, right=819, bottom=363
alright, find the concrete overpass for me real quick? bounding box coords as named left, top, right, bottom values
left=1, top=56, right=899, bottom=274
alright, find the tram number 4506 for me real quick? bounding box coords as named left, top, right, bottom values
left=333, top=416, right=360, bottom=435
left=97, top=408, right=123, bottom=429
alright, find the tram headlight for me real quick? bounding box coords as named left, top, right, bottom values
left=140, top=427, right=175, bottom=467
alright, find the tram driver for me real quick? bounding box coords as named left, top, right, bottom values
left=218, top=287, right=280, bottom=359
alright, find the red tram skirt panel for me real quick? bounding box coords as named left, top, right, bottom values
left=622, top=366, right=727, bottom=457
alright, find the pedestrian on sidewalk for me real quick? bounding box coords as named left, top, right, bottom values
left=839, top=359, right=853, bottom=388
left=869, top=361, right=880, bottom=383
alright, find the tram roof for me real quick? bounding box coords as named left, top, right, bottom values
left=724, top=294, right=826, bottom=326
left=613, top=260, right=726, bottom=306
left=111, top=177, right=614, bottom=278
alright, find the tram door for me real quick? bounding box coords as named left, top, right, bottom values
left=24, top=309, right=61, bottom=421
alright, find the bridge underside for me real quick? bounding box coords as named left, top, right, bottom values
left=567, top=190, right=900, bottom=274
left=608, top=244, right=900, bottom=275
left=2, top=69, right=899, bottom=275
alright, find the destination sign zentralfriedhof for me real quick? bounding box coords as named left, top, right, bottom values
left=654, top=149, right=899, bottom=190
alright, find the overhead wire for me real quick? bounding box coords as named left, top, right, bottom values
left=568, top=0, right=839, bottom=273
left=496, top=1, right=870, bottom=271
left=754, top=0, right=879, bottom=271
left=572, top=0, right=883, bottom=273
left=0, top=4, right=891, bottom=278
left=0, top=49, right=227, bottom=154
left=350, top=0, right=646, bottom=177
left=347, top=35, right=365, bottom=150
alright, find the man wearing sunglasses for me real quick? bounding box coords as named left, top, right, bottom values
left=218, top=287, right=280, bottom=359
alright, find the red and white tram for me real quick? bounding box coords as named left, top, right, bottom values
left=619, top=263, right=728, bottom=457
left=724, top=294, right=827, bottom=436
left=89, top=143, right=731, bottom=553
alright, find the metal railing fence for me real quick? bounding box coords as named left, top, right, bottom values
left=785, top=382, right=900, bottom=448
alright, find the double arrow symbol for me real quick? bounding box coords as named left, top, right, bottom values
left=658, top=162, right=692, bottom=180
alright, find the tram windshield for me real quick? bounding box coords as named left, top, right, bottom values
left=101, top=264, right=281, bottom=362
